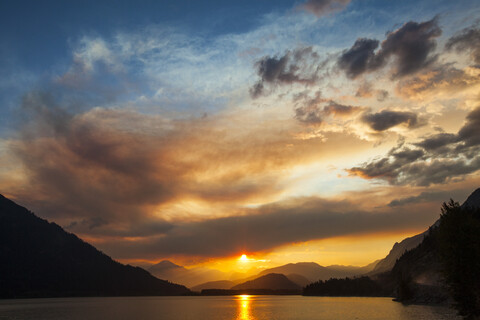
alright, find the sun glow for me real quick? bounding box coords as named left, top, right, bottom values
left=240, top=254, right=248, bottom=262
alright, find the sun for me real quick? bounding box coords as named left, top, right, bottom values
left=240, top=254, right=248, bottom=262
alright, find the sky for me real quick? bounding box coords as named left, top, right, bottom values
left=1, top=0, right=480, bottom=272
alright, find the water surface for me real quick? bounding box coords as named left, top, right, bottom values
left=0, top=295, right=460, bottom=320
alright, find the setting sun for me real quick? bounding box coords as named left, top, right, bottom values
left=240, top=254, right=248, bottom=262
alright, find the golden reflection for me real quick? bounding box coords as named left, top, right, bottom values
left=236, top=295, right=255, bottom=320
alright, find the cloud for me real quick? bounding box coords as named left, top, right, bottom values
left=295, top=105, right=323, bottom=125
left=361, top=110, right=421, bottom=131
left=355, top=82, right=374, bottom=98
left=388, top=190, right=453, bottom=207
left=293, top=96, right=363, bottom=126
left=250, top=47, right=319, bottom=98
left=376, top=90, right=389, bottom=102
left=348, top=106, right=480, bottom=186
left=7, top=91, right=438, bottom=261
left=323, top=101, right=363, bottom=117
left=379, top=18, right=441, bottom=77
left=396, top=64, right=480, bottom=99
left=445, top=26, right=480, bottom=65
left=414, top=132, right=457, bottom=152
left=347, top=145, right=425, bottom=183
left=301, top=0, right=351, bottom=17
left=457, top=106, right=480, bottom=148
left=355, top=82, right=389, bottom=101
left=338, top=18, right=441, bottom=78
left=338, top=38, right=381, bottom=79
left=98, top=196, right=438, bottom=259
left=6, top=89, right=375, bottom=243
left=9, top=93, right=297, bottom=233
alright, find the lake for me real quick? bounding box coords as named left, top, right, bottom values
left=0, top=295, right=460, bottom=320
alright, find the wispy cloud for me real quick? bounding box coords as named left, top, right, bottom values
left=300, top=0, right=351, bottom=17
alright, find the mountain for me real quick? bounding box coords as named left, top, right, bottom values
left=327, top=260, right=379, bottom=275
left=149, top=260, right=185, bottom=274
left=148, top=260, right=227, bottom=288
left=285, top=273, right=311, bottom=287
left=231, top=273, right=301, bottom=291
left=390, top=188, right=480, bottom=307
left=302, top=187, right=480, bottom=304
left=369, top=188, right=480, bottom=277
left=389, top=229, right=448, bottom=304
left=257, top=262, right=374, bottom=283
left=462, top=187, right=480, bottom=208
left=191, top=280, right=236, bottom=292
left=0, top=194, right=189, bottom=298
left=192, top=271, right=318, bottom=291
left=369, top=233, right=426, bottom=275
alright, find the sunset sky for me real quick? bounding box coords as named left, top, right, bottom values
left=1, top=0, right=480, bottom=272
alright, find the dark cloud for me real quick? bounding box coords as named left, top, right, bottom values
left=361, top=110, right=420, bottom=131
left=445, top=26, right=480, bottom=65
left=390, top=147, right=425, bottom=162
left=338, top=38, right=381, bottom=79
left=295, top=105, right=323, bottom=125
left=249, top=82, right=264, bottom=99
left=379, top=18, right=441, bottom=77
left=457, top=107, right=480, bottom=148
left=250, top=47, right=319, bottom=98
left=348, top=106, right=480, bottom=186
left=98, top=196, right=437, bottom=259
left=338, top=18, right=441, bottom=78
left=347, top=144, right=425, bottom=183
left=415, top=132, right=457, bottom=151
left=301, top=0, right=350, bottom=17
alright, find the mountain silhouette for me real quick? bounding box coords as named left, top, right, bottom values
left=303, top=187, right=480, bottom=305
left=257, top=262, right=376, bottom=282
left=0, top=194, right=189, bottom=298
left=390, top=188, right=480, bottom=305
left=370, top=188, right=480, bottom=277
left=231, top=273, right=301, bottom=291
left=148, top=260, right=227, bottom=288
left=285, top=273, right=311, bottom=287
left=461, top=187, right=480, bottom=208
left=190, top=261, right=378, bottom=291
left=369, top=233, right=426, bottom=275
left=191, top=280, right=236, bottom=292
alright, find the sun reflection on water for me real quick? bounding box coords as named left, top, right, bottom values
left=236, top=295, right=255, bottom=320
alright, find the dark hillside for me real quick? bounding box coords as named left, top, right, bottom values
left=0, top=194, right=189, bottom=298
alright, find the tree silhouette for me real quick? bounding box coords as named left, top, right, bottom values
left=437, top=199, right=480, bottom=319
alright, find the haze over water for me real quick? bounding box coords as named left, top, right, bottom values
left=0, top=296, right=460, bottom=320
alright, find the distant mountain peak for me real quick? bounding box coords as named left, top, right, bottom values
left=154, top=260, right=183, bottom=269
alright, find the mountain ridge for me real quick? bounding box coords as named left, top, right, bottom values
left=369, top=187, right=480, bottom=277
left=0, top=194, right=189, bottom=298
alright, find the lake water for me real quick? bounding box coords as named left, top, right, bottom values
left=0, top=295, right=460, bottom=320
